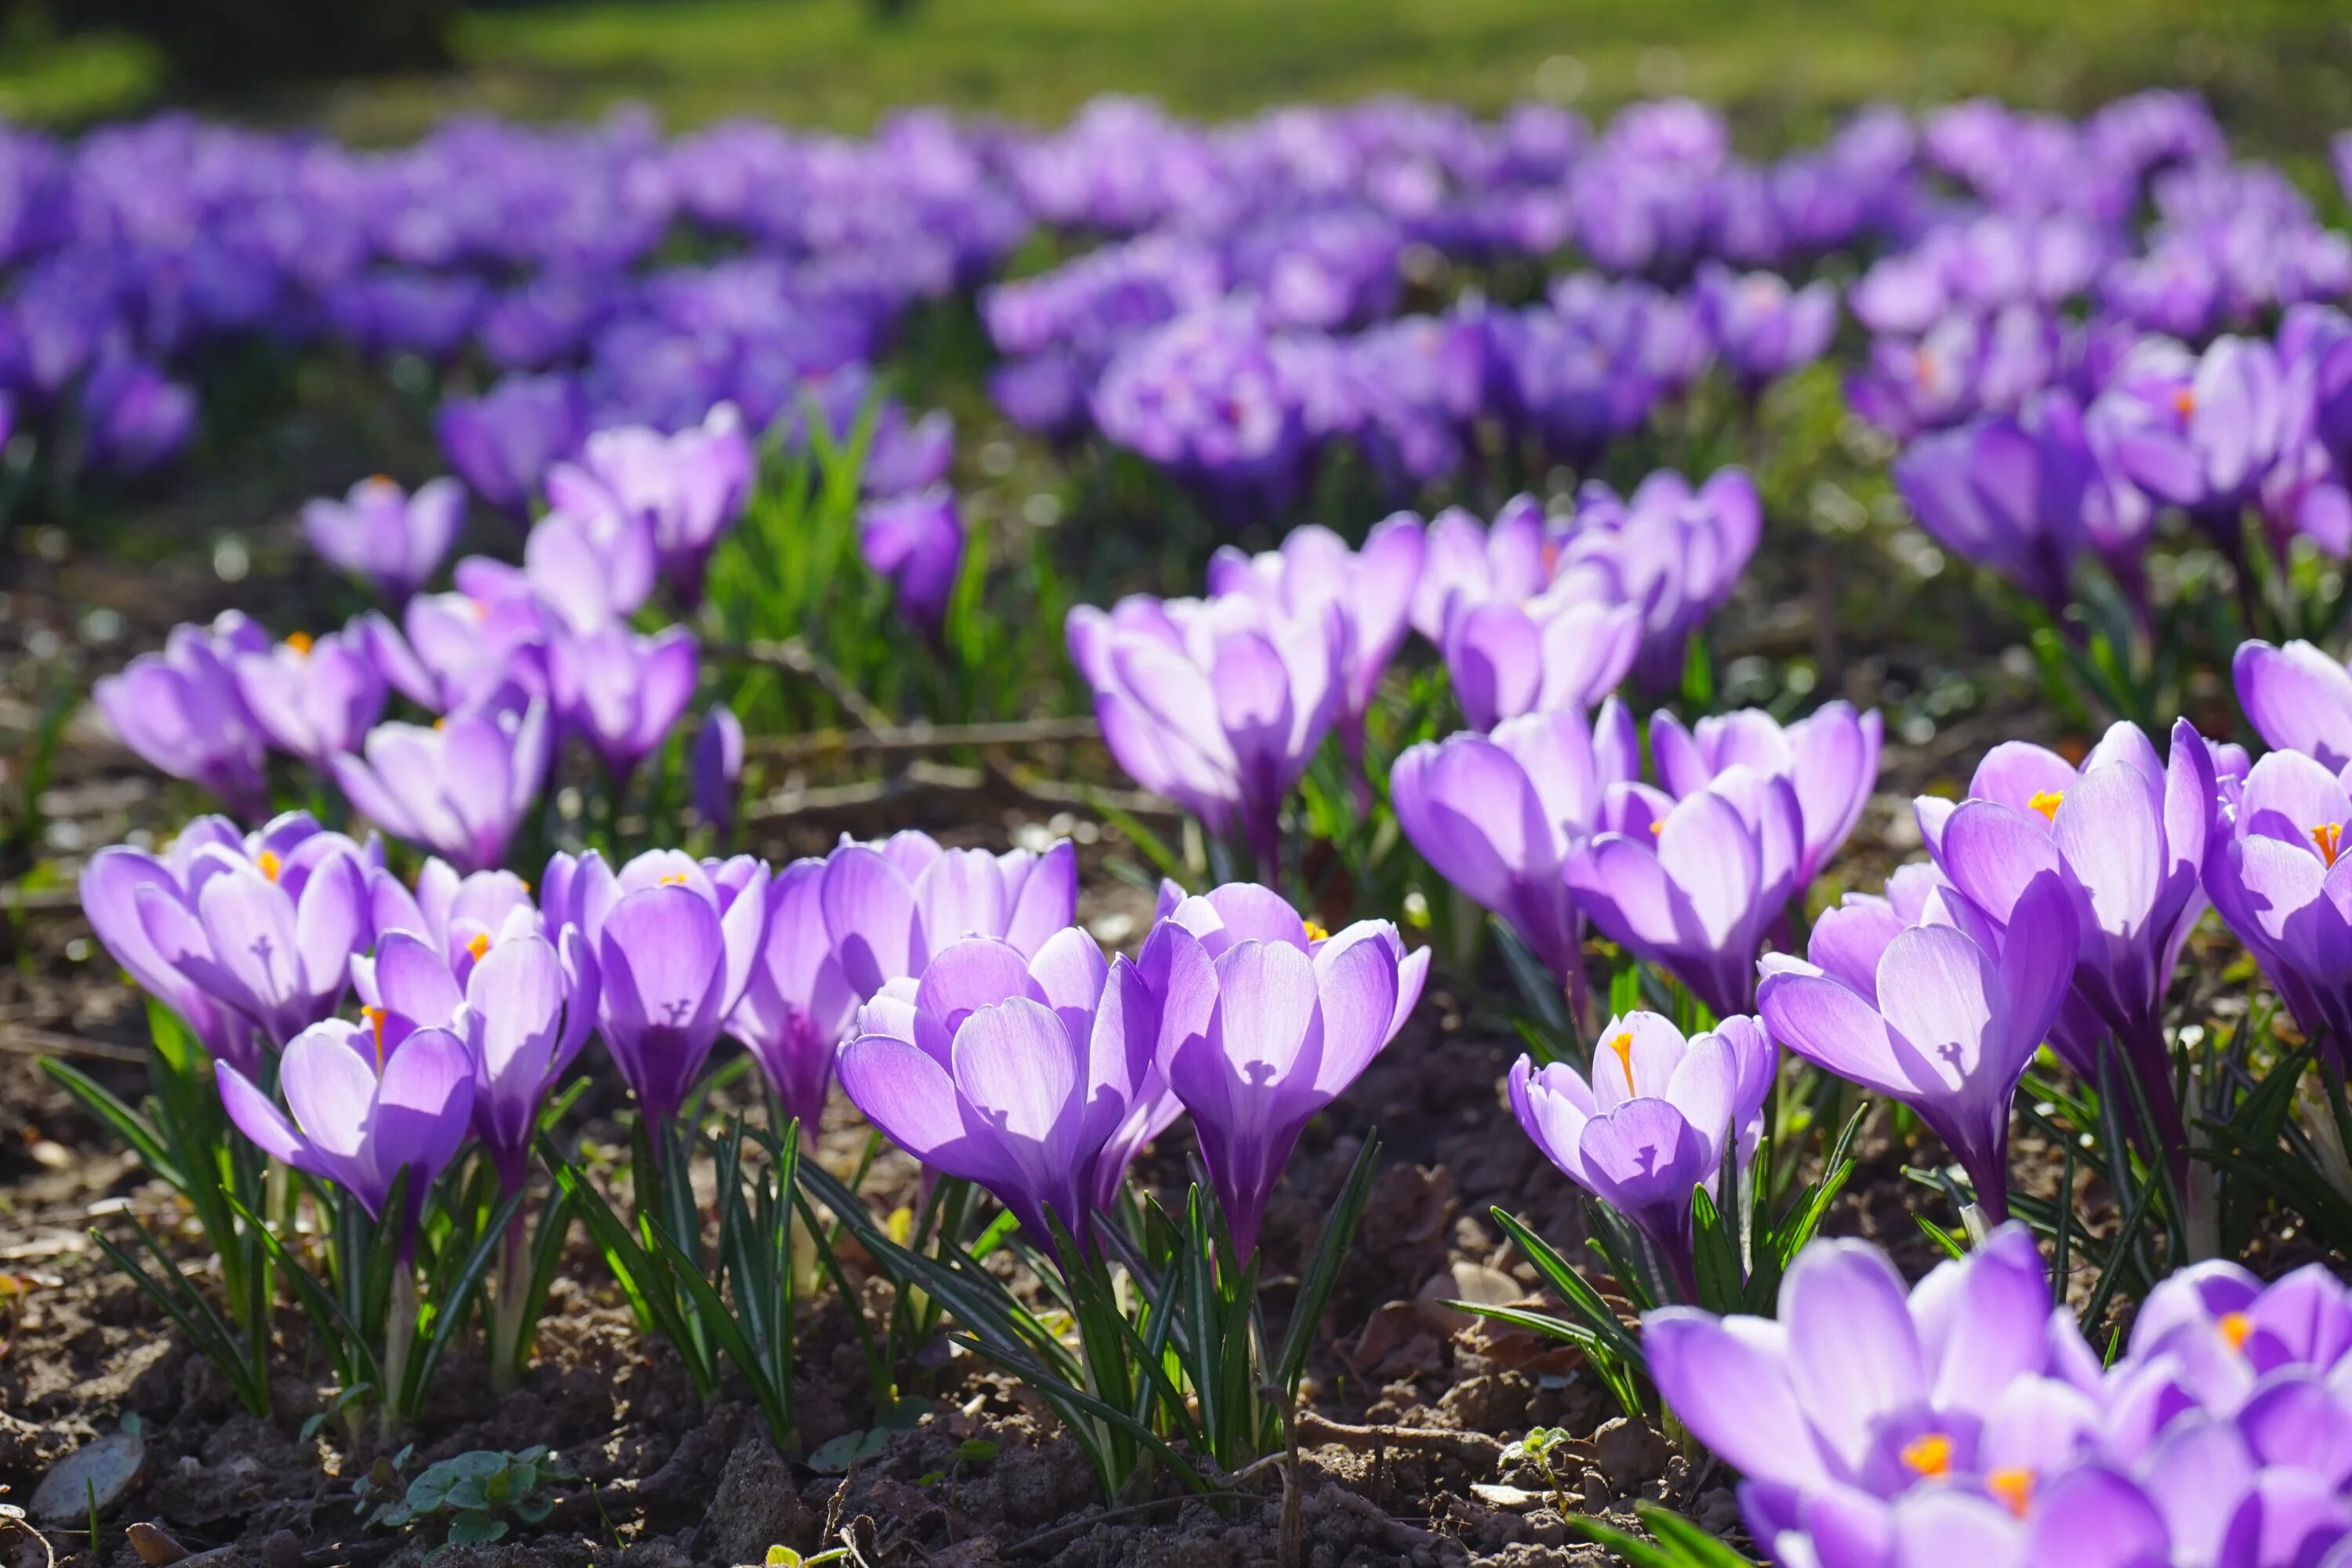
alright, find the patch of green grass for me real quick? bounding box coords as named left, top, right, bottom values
left=0, top=27, right=161, bottom=125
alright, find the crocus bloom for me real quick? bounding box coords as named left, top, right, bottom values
left=118, top=810, right=376, bottom=1060
left=363, top=859, right=540, bottom=986
left=2201, top=747, right=2352, bottom=1054
left=729, top=858, right=857, bottom=1131
left=691, top=704, right=744, bottom=836
left=333, top=693, right=552, bottom=875
left=1693, top=263, right=1839, bottom=397
left=1758, top=873, right=2078, bottom=1221
left=546, top=403, right=754, bottom=605
left=1407, top=497, right=1548, bottom=642
left=837, top=927, right=1155, bottom=1249
left=1508, top=1011, right=1776, bottom=1297
left=546, top=624, right=699, bottom=783
left=436, top=372, right=585, bottom=520
left=301, top=476, right=465, bottom=604
left=1650, top=702, right=1885, bottom=884
left=549, top=848, right=767, bottom=1133
left=521, top=504, right=658, bottom=632
left=857, top=487, right=965, bottom=639
left=1441, top=575, right=1642, bottom=731
left=2233, top=638, right=2352, bottom=771
left=1564, top=768, right=1805, bottom=1018
left=1391, top=703, right=1632, bottom=985
left=93, top=612, right=271, bottom=818
left=1066, top=591, right=1345, bottom=871
left=818, top=829, right=1078, bottom=1000
left=1142, top=887, right=1427, bottom=1254
left=232, top=626, right=387, bottom=769
left=361, top=579, right=550, bottom=714
left=2090, top=334, right=2288, bottom=533
left=216, top=1020, right=474, bottom=1240
left=1552, top=469, right=1762, bottom=690
left=1892, top=390, right=2093, bottom=613
left=1207, top=512, right=1425, bottom=760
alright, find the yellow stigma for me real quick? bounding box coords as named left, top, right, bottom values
left=1648, top=820, right=1664, bottom=837
left=1900, top=1433, right=1955, bottom=1479
left=256, top=850, right=281, bottom=882
left=466, top=933, right=491, bottom=961
left=2027, top=789, right=2065, bottom=823
left=1302, top=919, right=1330, bottom=942
left=659, top=871, right=689, bottom=886
left=1987, top=1468, right=2033, bottom=1519
left=433, top=717, right=447, bottom=731
left=2219, top=1311, right=2253, bottom=1352
left=285, top=630, right=314, bottom=655
left=1607, top=1031, right=1636, bottom=1092
left=2313, top=823, right=2344, bottom=867
left=361, top=1005, right=387, bottom=1067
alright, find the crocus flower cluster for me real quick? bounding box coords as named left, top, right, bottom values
left=1648, top=1223, right=2352, bottom=1568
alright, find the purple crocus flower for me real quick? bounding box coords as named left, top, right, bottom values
left=1552, top=469, right=1762, bottom=690
left=691, top=703, right=744, bottom=836
left=1758, top=873, right=2078, bottom=1221
left=1893, top=390, right=2094, bottom=613
left=547, top=403, right=754, bottom=605
left=1391, top=703, right=1635, bottom=985
left=1508, top=1011, right=1776, bottom=1298
left=549, top=848, right=768, bottom=1134
left=451, top=931, right=598, bottom=1190
left=1564, top=768, right=1806, bottom=1018
left=546, top=624, right=699, bottom=784
left=334, top=692, right=550, bottom=876
left=1693, top=263, right=1839, bottom=397
left=301, top=476, right=465, bottom=604
left=362, top=858, right=540, bottom=985
left=522, top=504, right=659, bottom=633
left=216, top=1019, right=474, bottom=1240
left=2089, top=334, right=2288, bottom=535
left=232, top=627, right=387, bottom=770
left=818, top=829, right=1078, bottom=1000
left=361, top=577, right=551, bottom=714
left=1207, top=512, right=1425, bottom=762
left=857, top=487, right=965, bottom=639
left=93, top=612, right=271, bottom=818
left=1441, top=576, right=1642, bottom=731
left=1066, top=591, right=1345, bottom=872
left=1650, top=702, right=1885, bottom=885
left=2201, top=747, right=2352, bottom=1055
left=1407, top=497, right=1548, bottom=643
left=435, top=372, right=585, bottom=521
left=118, top=813, right=376, bottom=1060
left=837, top=927, right=1156, bottom=1250
left=729, top=858, right=857, bottom=1131
left=1141, top=886, right=1426, bottom=1254
left=2234, top=638, right=2352, bottom=771
left=80, top=358, right=196, bottom=476
left=861, top=404, right=954, bottom=497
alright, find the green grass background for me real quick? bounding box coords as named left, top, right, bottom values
left=2, top=0, right=2347, bottom=167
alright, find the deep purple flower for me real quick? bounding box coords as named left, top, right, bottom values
left=332, top=693, right=552, bottom=874
left=2201, top=747, right=2352, bottom=1055
left=2234, top=638, right=2352, bottom=771
left=547, top=623, right=699, bottom=783
left=435, top=372, right=586, bottom=520
left=1693, top=263, right=1838, bottom=395
left=302, top=476, right=465, bottom=604
left=837, top=927, right=1155, bottom=1249
left=232, top=627, right=387, bottom=770
left=80, top=358, right=196, bottom=476
left=691, top=704, right=744, bottom=836
left=817, top=829, right=1078, bottom=1000
left=729, top=858, right=856, bottom=1131
left=1650, top=702, right=1884, bottom=884
left=1758, top=873, right=2077, bottom=1221
left=1893, top=390, right=2095, bottom=612
left=858, top=487, right=965, bottom=638
left=1564, top=768, right=1806, bottom=1018
left=2089, top=335, right=2288, bottom=533
left=94, top=612, right=271, bottom=818
left=1508, top=1011, right=1776, bottom=1297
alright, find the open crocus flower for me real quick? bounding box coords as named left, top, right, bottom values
left=1391, top=703, right=1633, bottom=986
left=216, top=1019, right=475, bottom=1243
left=1507, top=1011, right=1775, bottom=1297
left=1650, top=701, right=1884, bottom=885
left=1440, top=571, right=1642, bottom=731
left=301, top=475, right=465, bottom=604
left=1553, top=468, right=1762, bottom=690
left=1891, top=390, right=2094, bottom=615
left=1406, top=495, right=1549, bottom=642
left=1759, top=873, right=2077, bottom=1221
left=2201, top=747, right=2352, bottom=1054
left=2089, top=333, right=2289, bottom=533
left=546, top=622, right=699, bottom=783
left=544, top=848, right=767, bottom=1134
left=1643, top=1225, right=2107, bottom=1568
left=836, top=928, right=1156, bottom=1250
left=2234, top=638, right=2352, bottom=771
left=435, top=371, right=586, bottom=521
left=1693, top=262, right=1839, bottom=396
left=333, top=691, right=552, bottom=875
left=1924, top=720, right=2216, bottom=1157
left=1067, top=590, right=1345, bottom=872
left=546, top=403, right=754, bottom=606
left=817, top=829, right=1078, bottom=1001
left=1141, top=888, right=1427, bottom=1254
left=94, top=611, right=271, bottom=818
left=1564, top=767, right=1804, bottom=1018
left=232, top=626, right=387, bottom=770
left=364, top=861, right=539, bottom=978
left=521, top=503, right=659, bottom=632
left=360, top=583, right=550, bottom=714
left=729, top=858, right=858, bottom=1131
left=1208, top=514, right=1425, bottom=760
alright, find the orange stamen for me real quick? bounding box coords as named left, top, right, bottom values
left=1900, top=1433, right=1954, bottom=1478
left=1987, top=1468, right=2033, bottom=1519
left=466, top=933, right=491, bottom=961
left=2172, top=388, right=2197, bottom=419
left=1607, top=1030, right=1637, bottom=1092
left=256, top=850, right=281, bottom=882
left=361, top=1005, right=387, bottom=1068
left=2313, top=822, right=2343, bottom=866
left=2027, top=789, right=2065, bottom=823
left=1648, top=820, right=1664, bottom=837
left=2219, top=1312, right=2252, bottom=1352
left=659, top=872, right=689, bottom=886
left=285, top=630, right=314, bottom=655
left=1302, top=920, right=1330, bottom=943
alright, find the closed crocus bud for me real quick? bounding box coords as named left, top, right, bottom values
left=94, top=612, right=271, bottom=819
left=837, top=928, right=1156, bottom=1252
left=1650, top=702, right=1884, bottom=885
left=550, top=403, right=753, bottom=607
left=728, top=858, right=856, bottom=1131
left=217, top=1019, right=475, bottom=1248
left=455, top=929, right=598, bottom=1192
left=1440, top=578, right=1643, bottom=731
left=691, top=704, right=744, bottom=836
left=232, top=626, right=388, bottom=770
left=334, top=691, right=551, bottom=875
left=1565, top=766, right=1805, bottom=1018
left=1759, top=873, right=2078, bottom=1222
left=1508, top=1011, right=1776, bottom=1297
left=435, top=372, right=586, bottom=520
left=818, top=829, right=1077, bottom=1000
left=1893, top=390, right=2095, bottom=614
left=547, top=623, right=699, bottom=784
left=858, top=487, right=965, bottom=639
left=2233, top=638, right=2352, bottom=770
left=301, top=475, right=466, bottom=604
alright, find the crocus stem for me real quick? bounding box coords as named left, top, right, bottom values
left=382, top=1260, right=419, bottom=1439
left=489, top=1202, right=532, bottom=1393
